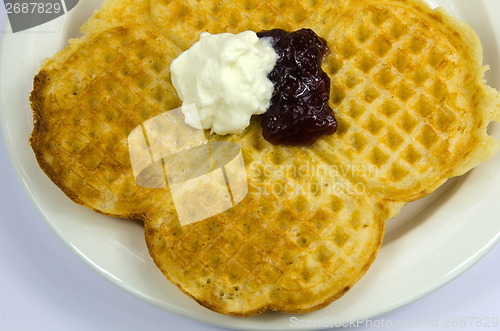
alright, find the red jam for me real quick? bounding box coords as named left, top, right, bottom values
left=257, top=29, right=337, bottom=145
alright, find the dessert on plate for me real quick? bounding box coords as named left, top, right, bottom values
left=30, top=0, right=500, bottom=316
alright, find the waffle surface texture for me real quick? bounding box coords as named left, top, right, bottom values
left=30, top=0, right=500, bottom=316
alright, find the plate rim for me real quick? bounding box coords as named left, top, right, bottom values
left=1, top=1, right=500, bottom=329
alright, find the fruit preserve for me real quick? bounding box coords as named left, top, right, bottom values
left=257, top=29, right=337, bottom=145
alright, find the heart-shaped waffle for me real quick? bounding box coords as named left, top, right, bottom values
left=30, top=0, right=499, bottom=316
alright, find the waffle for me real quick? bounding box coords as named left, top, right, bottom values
left=314, top=0, right=500, bottom=201
left=30, top=24, right=181, bottom=218
left=30, top=0, right=500, bottom=316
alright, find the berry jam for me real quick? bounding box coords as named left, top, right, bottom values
left=257, top=29, right=337, bottom=145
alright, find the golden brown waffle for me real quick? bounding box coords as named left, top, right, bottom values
left=30, top=0, right=499, bottom=316
left=30, top=24, right=181, bottom=218
left=314, top=0, right=500, bottom=201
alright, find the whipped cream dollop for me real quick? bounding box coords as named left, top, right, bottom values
left=170, top=31, right=277, bottom=135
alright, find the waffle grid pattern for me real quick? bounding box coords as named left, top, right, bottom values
left=312, top=3, right=473, bottom=200
left=33, top=25, right=181, bottom=215
left=147, top=161, right=391, bottom=311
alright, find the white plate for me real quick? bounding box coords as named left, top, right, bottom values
left=1, top=1, right=499, bottom=330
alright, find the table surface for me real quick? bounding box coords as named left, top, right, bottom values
left=1, top=2, right=499, bottom=330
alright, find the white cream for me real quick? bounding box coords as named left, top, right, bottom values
left=170, top=31, right=277, bottom=135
